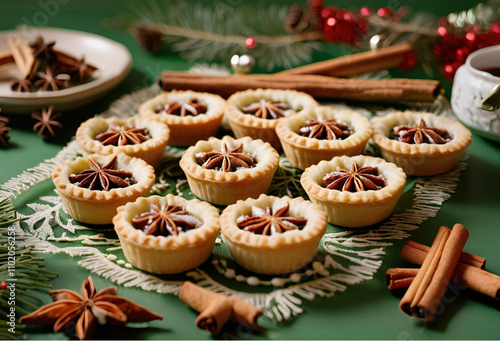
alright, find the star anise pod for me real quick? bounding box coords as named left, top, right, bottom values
left=34, top=66, right=69, bottom=91
left=32, top=105, right=63, bottom=138
left=10, top=77, right=33, bottom=92
left=195, top=142, right=256, bottom=172
left=60, top=57, right=91, bottom=83
left=299, top=119, right=351, bottom=140
left=237, top=202, right=307, bottom=236
left=132, top=204, right=201, bottom=236
left=323, top=163, right=386, bottom=192
left=155, top=98, right=207, bottom=116
left=68, top=155, right=135, bottom=191
left=393, top=119, right=450, bottom=144
left=135, top=27, right=163, bottom=54
left=29, top=36, right=56, bottom=61
left=242, top=99, right=291, bottom=119
left=95, top=124, right=151, bottom=146
left=0, top=116, right=11, bottom=148
left=19, top=276, right=163, bottom=340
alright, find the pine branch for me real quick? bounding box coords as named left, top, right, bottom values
left=104, top=0, right=323, bottom=71
left=0, top=198, right=58, bottom=339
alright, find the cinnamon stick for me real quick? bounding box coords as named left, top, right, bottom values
left=0, top=50, right=14, bottom=66
left=158, top=72, right=441, bottom=102
left=402, top=240, right=486, bottom=269
left=399, top=224, right=469, bottom=321
left=278, top=42, right=415, bottom=77
left=386, top=266, right=500, bottom=299
left=179, top=281, right=262, bottom=335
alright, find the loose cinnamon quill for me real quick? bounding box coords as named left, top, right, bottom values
left=158, top=72, right=441, bottom=103
left=179, top=281, right=262, bottom=335
left=278, top=42, right=415, bottom=77
left=399, top=224, right=469, bottom=321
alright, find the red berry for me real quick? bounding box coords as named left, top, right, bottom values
left=437, top=26, right=448, bottom=37
left=0, top=281, right=7, bottom=290
left=465, top=32, right=476, bottom=42
left=326, top=17, right=337, bottom=27
left=491, top=23, right=500, bottom=34
left=245, top=37, right=256, bottom=49
left=377, top=7, right=394, bottom=17
left=360, top=7, right=372, bottom=16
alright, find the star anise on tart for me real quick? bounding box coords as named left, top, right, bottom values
left=132, top=204, right=201, bottom=236
left=242, top=99, right=291, bottom=119
left=29, top=36, right=57, bottom=61
left=68, top=155, right=136, bottom=191
left=195, top=142, right=256, bottom=172
left=34, top=66, right=69, bottom=91
left=155, top=98, right=208, bottom=116
left=10, top=77, right=33, bottom=92
left=95, top=124, right=151, bottom=146
left=392, top=119, right=450, bottom=144
left=19, top=276, right=163, bottom=340
left=323, top=163, right=386, bottom=192
left=236, top=202, right=307, bottom=236
left=299, top=119, right=351, bottom=140
left=32, top=105, right=63, bottom=138
left=0, top=116, right=11, bottom=147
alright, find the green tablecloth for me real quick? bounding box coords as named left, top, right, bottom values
left=1, top=0, right=500, bottom=339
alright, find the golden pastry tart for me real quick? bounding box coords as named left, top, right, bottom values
left=225, top=88, right=318, bottom=150
left=138, top=90, right=225, bottom=146
left=220, top=194, right=328, bottom=274
left=179, top=135, right=279, bottom=206
left=372, top=112, right=472, bottom=176
left=75, top=116, right=170, bottom=168
left=301, top=155, right=406, bottom=228
left=113, top=194, right=220, bottom=274
left=276, top=106, right=372, bottom=170
left=52, top=153, right=155, bottom=225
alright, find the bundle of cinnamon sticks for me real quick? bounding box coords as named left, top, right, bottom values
left=386, top=223, right=500, bottom=322
left=158, top=42, right=441, bottom=103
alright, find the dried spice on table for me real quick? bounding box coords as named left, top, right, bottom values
left=0, top=116, right=11, bottom=147
left=19, top=276, right=163, bottom=340
left=32, top=105, right=63, bottom=138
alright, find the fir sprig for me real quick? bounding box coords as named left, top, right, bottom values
left=0, top=198, right=58, bottom=339
left=105, top=0, right=322, bottom=71
left=267, top=157, right=307, bottom=198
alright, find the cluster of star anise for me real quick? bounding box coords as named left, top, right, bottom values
left=10, top=36, right=95, bottom=93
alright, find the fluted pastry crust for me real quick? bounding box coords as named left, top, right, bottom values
left=301, top=155, right=406, bottom=227
left=372, top=111, right=472, bottom=176
left=52, top=153, right=155, bottom=225
left=225, top=88, right=318, bottom=150
left=276, top=106, right=372, bottom=170
left=179, top=135, right=279, bottom=205
left=220, top=194, right=327, bottom=274
left=113, top=195, right=220, bottom=274
left=76, top=116, right=169, bottom=168
left=139, top=90, right=225, bottom=146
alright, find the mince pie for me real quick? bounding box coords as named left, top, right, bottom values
left=76, top=116, right=169, bottom=168
left=276, top=106, right=372, bottom=170
left=220, top=194, right=327, bottom=274
left=139, top=90, right=225, bottom=146
left=372, top=112, right=472, bottom=176
left=224, top=89, right=318, bottom=150
left=113, top=194, right=220, bottom=274
left=52, top=153, right=155, bottom=225
left=301, top=155, right=406, bottom=227
left=179, top=135, right=279, bottom=205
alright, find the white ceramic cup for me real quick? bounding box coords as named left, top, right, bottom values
left=451, top=44, right=500, bottom=142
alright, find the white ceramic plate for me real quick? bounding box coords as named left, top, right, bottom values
left=0, top=27, right=132, bottom=113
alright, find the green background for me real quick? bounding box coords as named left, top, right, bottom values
left=1, top=0, right=500, bottom=339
